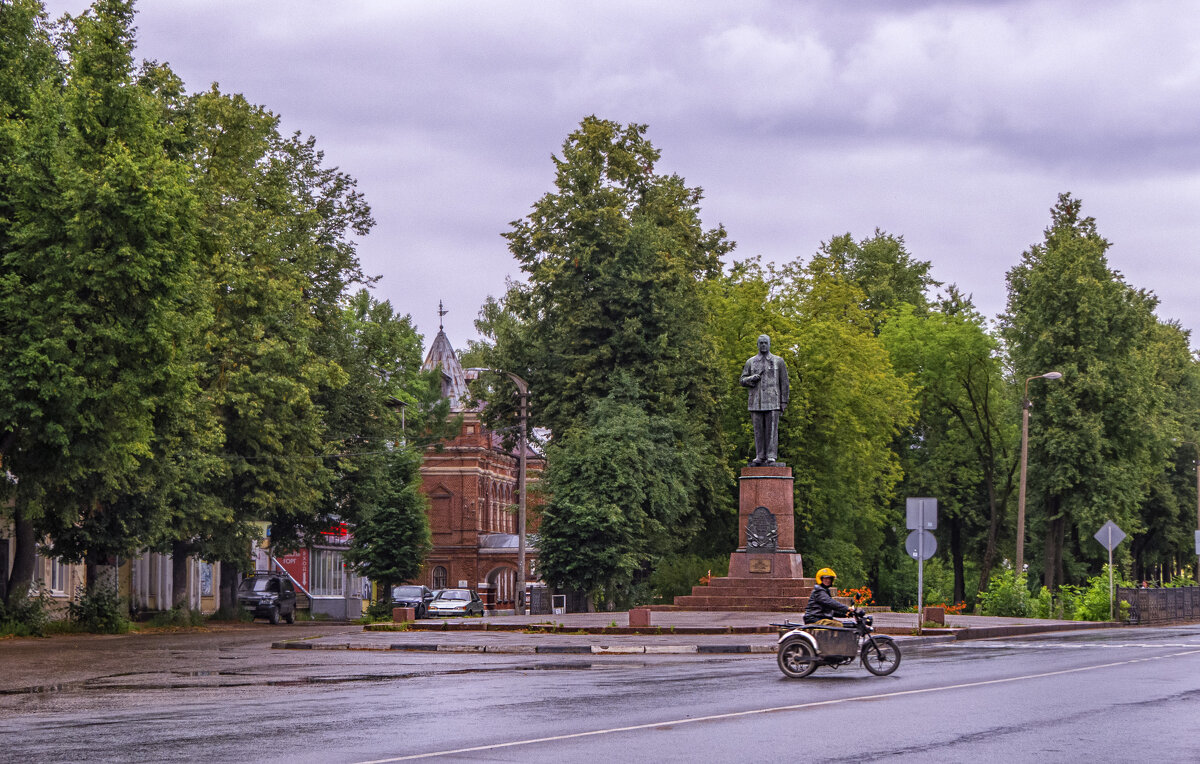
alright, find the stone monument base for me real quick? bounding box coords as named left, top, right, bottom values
left=727, top=549, right=805, bottom=579
left=659, top=464, right=812, bottom=611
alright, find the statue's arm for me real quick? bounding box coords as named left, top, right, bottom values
left=740, top=359, right=759, bottom=387
left=779, top=358, right=789, bottom=408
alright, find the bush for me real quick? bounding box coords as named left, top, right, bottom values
left=68, top=585, right=132, bottom=634
left=365, top=598, right=396, bottom=622
left=1074, top=565, right=1130, bottom=621
left=0, top=589, right=54, bottom=637
left=1031, top=584, right=1082, bottom=620
left=648, top=555, right=729, bottom=603
left=978, top=565, right=1032, bottom=617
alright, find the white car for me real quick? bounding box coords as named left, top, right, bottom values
left=427, top=588, right=484, bottom=616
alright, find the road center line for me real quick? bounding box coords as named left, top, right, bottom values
left=356, top=648, right=1200, bottom=763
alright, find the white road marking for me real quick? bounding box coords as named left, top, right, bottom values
left=355, top=647, right=1200, bottom=763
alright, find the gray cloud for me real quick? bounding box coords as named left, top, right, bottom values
left=41, top=0, right=1200, bottom=347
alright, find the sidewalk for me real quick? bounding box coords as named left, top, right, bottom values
left=272, top=610, right=1119, bottom=656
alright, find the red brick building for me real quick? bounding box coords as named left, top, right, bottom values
left=418, top=326, right=542, bottom=611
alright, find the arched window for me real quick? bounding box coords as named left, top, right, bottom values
left=432, top=566, right=448, bottom=590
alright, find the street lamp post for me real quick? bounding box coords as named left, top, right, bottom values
left=1181, top=441, right=1200, bottom=580
left=1016, top=371, right=1063, bottom=574
left=466, top=367, right=529, bottom=616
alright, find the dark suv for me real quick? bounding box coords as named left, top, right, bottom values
left=390, top=584, right=435, bottom=618
left=238, top=572, right=297, bottom=624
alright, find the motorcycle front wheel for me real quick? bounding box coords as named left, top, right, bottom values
left=861, top=637, right=901, bottom=676
left=777, top=638, right=819, bottom=678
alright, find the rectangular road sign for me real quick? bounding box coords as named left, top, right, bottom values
left=1093, top=520, right=1126, bottom=552
left=906, top=498, right=937, bottom=530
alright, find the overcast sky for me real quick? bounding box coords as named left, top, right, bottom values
left=43, top=1, right=1200, bottom=351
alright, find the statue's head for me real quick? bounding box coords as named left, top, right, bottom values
left=757, top=334, right=771, bottom=353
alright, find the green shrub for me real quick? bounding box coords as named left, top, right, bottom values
left=0, top=589, right=54, bottom=637
left=68, top=585, right=132, bottom=634
left=1165, top=574, right=1198, bottom=588
left=978, top=566, right=1031, bottom=617
left=648, top=554, right=729, bottom=603
left=365, top=598, right=396, bottom=622
left=1032, top=584, right=1083, bottom=620
left=1074, top=565, right=1130, bottom=621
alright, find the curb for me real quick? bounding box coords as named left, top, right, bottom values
left=273, top=641, right=777, bottom=655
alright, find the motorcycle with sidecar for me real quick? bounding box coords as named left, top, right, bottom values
left=775, top=609, right=901, bottom=678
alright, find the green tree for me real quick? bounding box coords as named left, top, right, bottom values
left=782, top=266, right=915, bottom=584
left=881, top=296, right=1017, bottom=601
left=320, top=290, right=449, bottom=600
left=476, top=117, right=733, bottom=563
left=536, top=387, right=701, bottom=607
left=1002, top=194, right=1168, bottom=589
left=704, top=254, right=915, bottom=586
left=343, top=448, right=431, bottom=598
left=175, top=84, right=374, bottom=608
left=2, top=0, right=200, bottom=589
left=817, top=230, right=939, bottom=331
left=0, top=0, right=61, bottom=604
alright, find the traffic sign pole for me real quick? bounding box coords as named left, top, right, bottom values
left=917, top=530, right=924, bottom=635
left=906, top=499, right=938, bottom=635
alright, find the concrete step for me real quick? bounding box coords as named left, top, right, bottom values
left=691, top=584, right=815, bottom=597
left=705, top=576, right=818, bottom=588
left=672, top=595, right=811, bottom=609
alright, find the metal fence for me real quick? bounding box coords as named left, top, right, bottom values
left=1118, top=586, right=1200, bottom=625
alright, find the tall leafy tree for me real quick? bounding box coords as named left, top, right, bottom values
left=817, top=230, right=939, bottom=331
left=536, top=386, right=701, bottom=606
left=0, top=0, right=61, bottom=603
left=881, top=296, right=1017, bottom=601
left=173, top=85, right=373, bottom=608
left=704, top=255, right=915, bottom=586
left=3, top=0, right=199, bottom=588
left=477, top=117, right=733, bottom=566
left=1002, top=194, right=1168, bottom=589
left=321, top=290, right=449, bottom=599
left=781, top=264, right=915, bottom=584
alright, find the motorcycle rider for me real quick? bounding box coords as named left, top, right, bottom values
left=804, top=567, right=853, bottom=626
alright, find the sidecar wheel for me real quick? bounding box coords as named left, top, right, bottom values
left=777, top=638, right=818, bottom=678
left=861, top=637, right=901, bottom=676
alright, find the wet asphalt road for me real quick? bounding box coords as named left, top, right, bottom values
left=3, top=624, right=1200, bottom=762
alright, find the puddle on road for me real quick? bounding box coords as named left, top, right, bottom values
left=0, top=661, right=645, bottom=696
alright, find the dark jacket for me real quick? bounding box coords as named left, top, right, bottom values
left=804, top=583, right=851, bottom=624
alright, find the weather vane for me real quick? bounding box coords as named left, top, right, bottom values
left=438, top=300, right=448, bottom=331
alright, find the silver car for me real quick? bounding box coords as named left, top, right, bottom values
left=427, top=588, right=484, bottom=617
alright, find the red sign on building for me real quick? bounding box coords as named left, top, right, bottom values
left=275, top=550, right=310, bottom=591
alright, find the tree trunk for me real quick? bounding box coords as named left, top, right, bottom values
left=1043, top=508, right=1065, bottom=590
left=5, top=505, right=36, bottom=607
left=171, top=540, right=190, bottom=610
left=85, top=554, right=99, bottom=593
left=978, top=466, right=1004, bottom=595
left=219, top=560, right=238, bottom=614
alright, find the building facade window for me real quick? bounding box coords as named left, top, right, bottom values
left=311, top=549, right=345, bottom=596
left=49, top=557, right=68, bottom=594
left=432, top=566, right=448, bottom=590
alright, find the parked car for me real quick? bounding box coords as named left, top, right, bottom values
left=390, top=584, right=435, bottom=618
left=427, top=588, right=484, bottom=617
left=237, top=572, right=297, bottom=624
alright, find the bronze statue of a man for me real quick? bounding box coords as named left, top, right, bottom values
left=740, top=334, right=789, bottom=466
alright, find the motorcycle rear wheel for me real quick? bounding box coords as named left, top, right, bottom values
left=777, top=638, right=819, bottom=678
left=861, top=637, right=901, bottom=676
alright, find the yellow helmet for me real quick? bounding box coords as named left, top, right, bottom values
left=816, top=567, right=836, bottom=581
